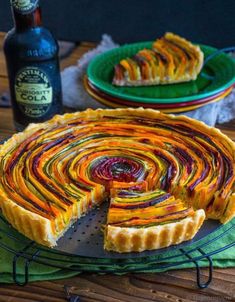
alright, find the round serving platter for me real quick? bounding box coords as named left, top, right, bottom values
left=84, top=75, right=233, bottom=113
left=87, top=43, right=235, bottom=104
left=85, top=75, right=234, bottom=109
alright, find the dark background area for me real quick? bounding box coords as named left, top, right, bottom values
left=0, top=0, right=234, bottom=48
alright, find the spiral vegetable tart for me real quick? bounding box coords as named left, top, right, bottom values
left=0, top=108, right=234, bottom=252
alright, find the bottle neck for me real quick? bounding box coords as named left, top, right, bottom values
left=12, top=6, right=42, bottom=32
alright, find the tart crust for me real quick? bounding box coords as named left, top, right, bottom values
left=105, top=209, right=205, bottom=252
left=0, top=184, right=88, bottom=247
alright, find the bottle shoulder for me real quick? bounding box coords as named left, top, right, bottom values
left=4, top=27, right=59, bottom=60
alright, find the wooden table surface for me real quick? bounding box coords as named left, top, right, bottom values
left=0, top=32, right=234, bottom=302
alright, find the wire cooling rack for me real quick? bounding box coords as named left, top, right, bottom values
left=0, top=211, right=234, bottom=289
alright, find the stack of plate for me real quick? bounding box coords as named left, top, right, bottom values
left=85, top=43, right=235, bottom=113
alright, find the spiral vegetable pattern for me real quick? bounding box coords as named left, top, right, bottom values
left=108, top=189, right=195, bottom=227
left=0, top=109, right=234, bottom=248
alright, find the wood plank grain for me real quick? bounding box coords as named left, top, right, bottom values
left=0, top=77, right=10, bottom=97
left=0, top=270, right=234, bottom=302
left=0, top=32, right=7, bottom=77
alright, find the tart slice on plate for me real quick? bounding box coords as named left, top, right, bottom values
left=113, top=32, right=204, bottom=86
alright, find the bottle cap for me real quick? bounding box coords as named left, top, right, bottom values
left=11, top=0, right=39, bottom=14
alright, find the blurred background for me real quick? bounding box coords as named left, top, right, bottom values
left=0, top=0, right=234, bottom=47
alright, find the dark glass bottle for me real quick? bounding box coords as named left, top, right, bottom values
left=4, top=0, right=63, bottom=131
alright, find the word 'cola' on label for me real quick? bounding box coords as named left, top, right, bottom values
left=14, top=67, right=53, bottom=118
left=11, top=0, right=39, bottom=14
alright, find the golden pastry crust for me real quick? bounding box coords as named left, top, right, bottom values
left=105, top=209, right=205, bottom=252
left=0, top=179, right=88, bottom=247
left=0, top=108, right=234, bottom=251
left=113, top=74, right=194, bottom=87
left=1, top=195, right=58, bottom=246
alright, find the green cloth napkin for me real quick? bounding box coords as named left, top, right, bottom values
left=0, top=216, right=234, bottom=284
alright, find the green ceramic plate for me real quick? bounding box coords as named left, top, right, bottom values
left=87, top=42, right=235, bottom=104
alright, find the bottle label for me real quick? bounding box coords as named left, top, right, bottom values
left=11, top=0, right=39, bottom=14
left=15, top=67, right=53, bottom=118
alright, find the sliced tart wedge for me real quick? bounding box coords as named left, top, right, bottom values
left=112, top=32, right=204, bottom=86
left=105, top=189, right=205, bottom=252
